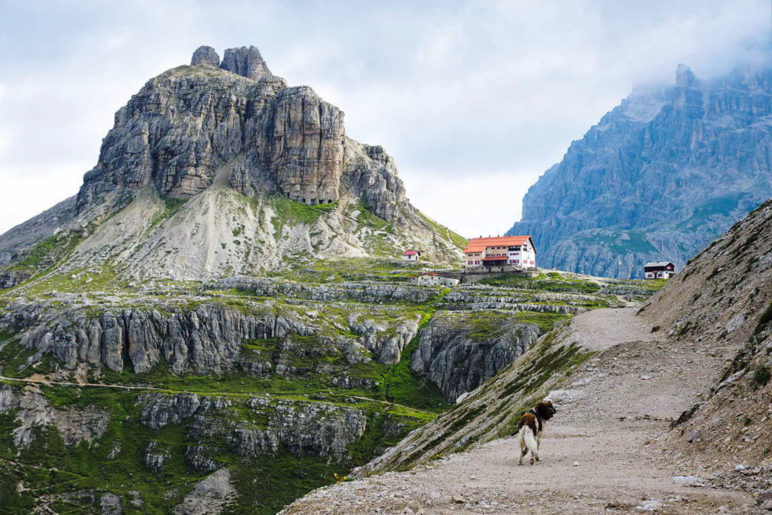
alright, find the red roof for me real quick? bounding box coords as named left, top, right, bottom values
left=403, top=250, right=420, bottom=256
left=464, top=236, right=534, bottom=253
left=483, top=255, right=508, bottom=262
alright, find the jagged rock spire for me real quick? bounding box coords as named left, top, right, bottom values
left=220, top=45, right=273, bottom=80
left=191, top=46, right=220, bottom=67
left=675, top=63, right=698, bottom=88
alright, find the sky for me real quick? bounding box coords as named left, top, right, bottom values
left=0, top=0, right=769, bottom=238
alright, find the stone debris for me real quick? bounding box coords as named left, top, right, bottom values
left=672, top=475, right=706, bottom=487
left=173, top=468, right=236, bottom=515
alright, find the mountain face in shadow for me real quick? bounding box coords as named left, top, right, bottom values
left=508, top=64, right=771, bottom=278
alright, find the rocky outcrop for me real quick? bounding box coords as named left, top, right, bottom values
left=347, top=312, right=420, bottom=365
left=74, top=45, right=418, bottom=224
left=140, top=393, right=367, bottom=464
left=221, top=45, right=272, bottom=80
left=75, top=46, right=344, bottom=212
left=191, top=45, right=220, bottom=67
left=144, top=441, right=170, bottom=472
left=1, top=299, right=425, bottom=374
left=173, top=468, right=236, bottom=515
left=100, top=493, right=123, bottom=515
left=641, top=200, right=772, bottom=468
left=411, top=312, right=541, bottom=401
left=0, top=385, right=109, bottom=449
left=508, top=65, right=772, bottom=278
left=76, top=66, right=286, bottom=207
left=11, top=303, right=310, bottom=374
left=214, top=276, right=440, bottom=304
left=0, top=270, right=32, bottom=289
left=342, top=141, right=410, bottom=221
left=254, top=86, right=345, bottom=204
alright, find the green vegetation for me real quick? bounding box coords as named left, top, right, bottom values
left=751, top=365, right=770, bottom=389
left=0, top=338, right=58, bottom=377
left=513, top=312, right=571, bottom=333
left=0, top=383, right=429, bottom=514
left=4, top=266, right=123, bottom=296
left=354, top=201, right=389, bottom=232
left=479, top=271, right=601, bottom=294
left=417, top=211, right=467, bottom=249
left=271, top=197, right=338, bottom=236
left=574, top=230, right=657, bottom=254
left=150, top=196, right=188, bottom=228
left=0, top=387, right=192, bottom=513
left=755, top=302, right=772, bottom=335
left=268, top=257, right=428, bottom=284
left=9, top=231, right=82, bottom=274
left=380, top=319, right=448, bottom=412
left=677, top=192, right=749, bottom=230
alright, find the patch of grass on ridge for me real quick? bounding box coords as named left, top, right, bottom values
left=8, top=231, right=82, bottom=274
left=417, top=211, right=468, bottom=249
left=479, top=272, right=601, bottom=294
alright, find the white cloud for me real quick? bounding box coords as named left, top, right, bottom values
left=0, top=163, right=88, bottom=235
left=0, top=0, right=768, bottom=238
left=406, top=169, right=534, bottom=238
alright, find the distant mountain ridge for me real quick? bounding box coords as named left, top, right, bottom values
left=508, top=63, right=772, bottom=278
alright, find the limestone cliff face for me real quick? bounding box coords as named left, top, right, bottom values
left=0, top=299, right=424, bottom=375
left=508, top=65, right=772, bottom=278
left=410, top=312, right=540, bottom=401
left=138, top=393, right=366, bottom=465
left=76, top=45, right=402, bottom=221
left=220, top=45, right=273, bottom=80
left=342, top=142, right=409, bottom=221
left=254, top=86, right=345, bottom=204
left=190, top=45, right=221, bottom=68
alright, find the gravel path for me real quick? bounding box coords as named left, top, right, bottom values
left=282, top=308, right=756, bottom=513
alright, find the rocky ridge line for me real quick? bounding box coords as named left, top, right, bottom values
left=508, top=64, right=771, bottom=278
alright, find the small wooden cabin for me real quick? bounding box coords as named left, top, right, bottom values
left=644, top=261, right=675, bottom=279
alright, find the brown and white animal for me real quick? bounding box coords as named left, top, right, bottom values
left=516, top=400, right=556, bottom=465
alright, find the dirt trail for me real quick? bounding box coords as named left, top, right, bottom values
left=282, top=308, right=755, bottom=513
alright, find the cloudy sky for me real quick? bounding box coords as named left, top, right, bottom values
left=0, top=0, right=769, bottom=237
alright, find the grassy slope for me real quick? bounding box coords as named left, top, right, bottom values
left=0, top=384, right=428, bottom=514
left=0, top=250, right=664, bottom=511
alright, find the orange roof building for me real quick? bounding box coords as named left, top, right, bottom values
left=463, top=235, right=537, bottom=270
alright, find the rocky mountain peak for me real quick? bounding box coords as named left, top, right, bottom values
left=220, top=45, right=273, bottom=80
left=72, top=43, right=428, bottom=227
left=508, top=64, right=771, bottom=278
left=0, top=45, right=464, bottom=283
left=190, top=45, right=220, bottom=67
left=675, top=63, right=698, bottom=88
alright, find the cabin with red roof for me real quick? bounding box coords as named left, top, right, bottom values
left=402, top=249, right=421, bottom=262
left=463, top=236, right=536, bottom=271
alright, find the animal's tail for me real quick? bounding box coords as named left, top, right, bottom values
left=517, top=425, right=540, bottom=465
left=523, top=426, right=538, bottom=456
left=519, top=425, right=539, bottom=464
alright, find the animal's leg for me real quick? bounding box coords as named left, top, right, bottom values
left=517, top=429, right=527, bottom=465
left=536, top=434, right=542, bottom=450
left=524, top=428, right=539, bottom=465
